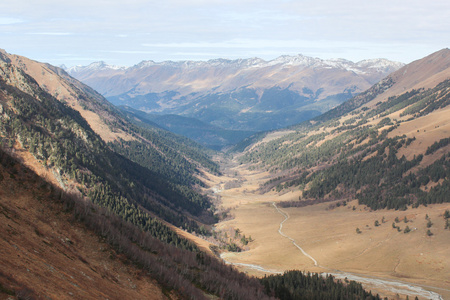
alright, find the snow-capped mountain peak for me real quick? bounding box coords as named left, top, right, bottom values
left=74, top=54, right=404, bottom=76
left=356, top=58, right=405, bottom=72
left=65, top=61, right=124, bottom=73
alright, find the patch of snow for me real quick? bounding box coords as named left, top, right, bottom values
left=67, top=61, right=124, bottom=73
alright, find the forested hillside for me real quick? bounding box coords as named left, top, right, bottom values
left=0, top=61, right=209, bottom=241
left=0, top=50, right=224, bottom=238
left=261, top=271, right=381, bottom=300
left=0, top=145, right=276, bottom=299
left=236, top=49, right=450, bottom=211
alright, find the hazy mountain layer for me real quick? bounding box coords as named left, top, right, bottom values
left=67, top=55, right=404, bottom=132
left=119, top=106, right=257, bottom=150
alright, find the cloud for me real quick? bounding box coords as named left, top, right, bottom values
left=0, top=17, right=24, bottom=25
left=143, top=39, right=331, bottom=49
left=0, top=0, right=448, bottom=66
left=104, top=50, right=158, bottom=54
left=28, top=32, right=73, bottom=36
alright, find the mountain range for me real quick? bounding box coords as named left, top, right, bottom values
left=66, top=55, right=404, bottom=147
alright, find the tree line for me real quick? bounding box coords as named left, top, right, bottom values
left=261, top=270, right=382, bottom=300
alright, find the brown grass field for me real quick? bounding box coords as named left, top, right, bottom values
left=210, top=161, right=450, bottom=300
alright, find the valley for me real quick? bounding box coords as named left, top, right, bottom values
left=1, top=47, right=449, bottom=299
left=2, top=0, right=450, bottom=296
left=209, top=157, right=450, bottom=299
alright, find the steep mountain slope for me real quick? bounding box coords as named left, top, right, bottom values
left=0, top=49, right=223, bottom=239
left=0, top=48, right=218, bottom=178
left=0, top=49, right=129, bottom=143
left=67, top=55, right=403, bottom=132
left=0, top=150, right=169, bottom=300
left=315, top=48, right=450, bottom=123
left=236, top=48, right=450, bottom=211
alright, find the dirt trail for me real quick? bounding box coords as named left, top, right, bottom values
left=271, top=202, right=444, bottom=300
left=272, top=202, right=318, bottom=266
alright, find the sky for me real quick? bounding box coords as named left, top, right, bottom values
left=1, top=0, right=449, bottom=67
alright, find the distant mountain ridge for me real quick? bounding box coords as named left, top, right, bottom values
left=67, top=54, right=404, bottom=133
left=66, top=55, right=402, bottom=79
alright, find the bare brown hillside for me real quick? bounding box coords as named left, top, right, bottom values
left=0, top=49, right=133, bottom=143
left=0, top=154, right=170, bottom=300
left=368, top=48, right=450, bottom=105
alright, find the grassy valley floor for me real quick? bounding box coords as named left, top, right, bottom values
left=210, top=158, right=450, bottom=300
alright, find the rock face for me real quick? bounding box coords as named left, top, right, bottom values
left=67, top=55, right=404, bottom=131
